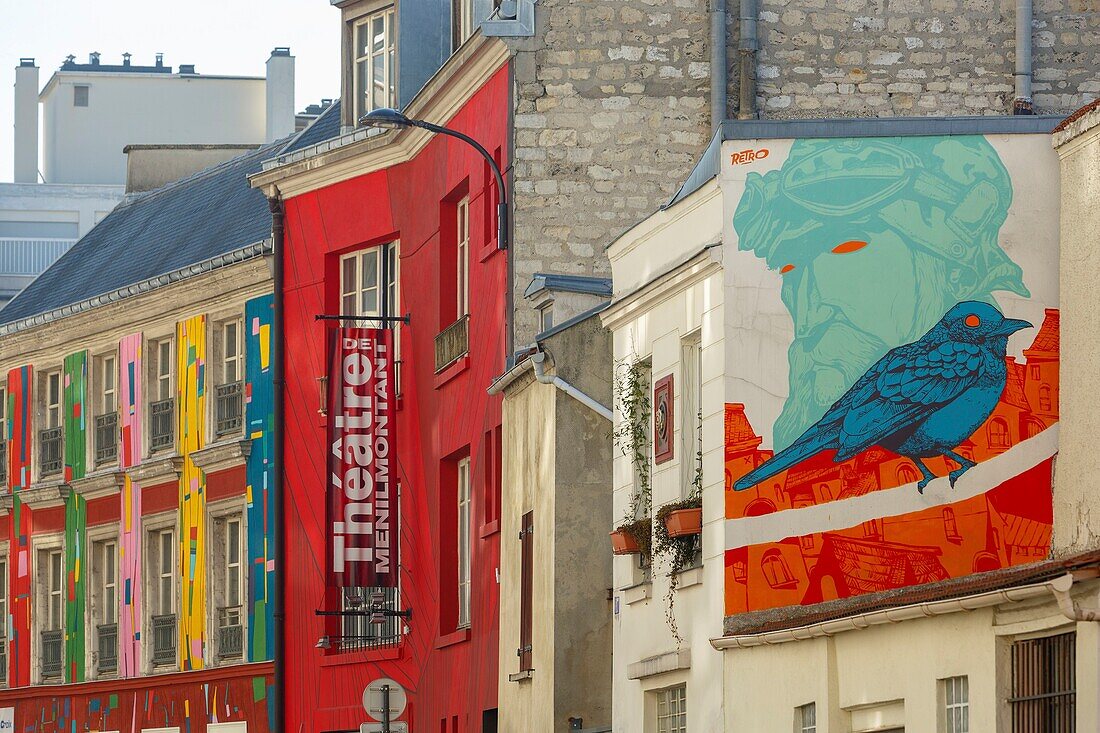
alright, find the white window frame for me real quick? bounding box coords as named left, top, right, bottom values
left=209, top=500, right=247, bottom=664
left=680, top=332, right=702, bottom=497
left=143, top=513, right=178, bottom=673
left=654, top=684, right=687, bottom=733
left=31, top=535, right=64, bottom=684
left=537, top=302, right=553, bottom=334
left=44, top=369, right=62, bottom=429
left=0, top=543, right=8, bottom=687
left=798, top=701, right=817, bottom=733
left=457, top=456, right=471, bottom=629
left=155, top=339, right=173, bottom=402
left=99, top=352, right=117, bottom=415
left=452, top=0, right=475, bottom=50
left=456, top=197, right=470, bottom=318
left=941, top=675, right=969, bottom=733
left=339, top=243, right=401, bottom=386
left=353, top=6, right=397, bottom=123
left=88, top=526, right=119, bottom=678
left=221, top=319, right=244, bottom=386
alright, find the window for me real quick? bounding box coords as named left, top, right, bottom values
left=988, top=418, right=1009, bottom=449
left=897, top=463, right=919, bottom=486
left=95, top=353, right=118, bottom=465
left=38, top=547, right=64, bottom=680
left=518, top=511, right=533, bottom=671
left=155, top=530, right=174, bottom=615
left=1039, top=385, right=1052, bottom=412
left=44, top=370, right=61, bottom=428
left=797, top=702, right=817, bottom=733
left=147, top=526, right=177, bottom=668
left=0, top=385, right=7, bottom=486
left=943, top=508, right=962, bottom=543
left=222, top=320, right=243, bottom=384
left=1010, top=632, right=1075, bottom=729
left=74, top=85, right=89, bottom=107
left=457, top=456, right=471, bottom=628
left=339, top=585, right=400, bottom=650
left=761, top=548, right=796, bottom=589
left=0, top=555, right=6, bottom=683
left=452, top=0, right=475, bottom=50
left=681, top=334, right=702, bottom=496
left=150, top=339, right=174, bottom=452
left=1031, top=364, right=1041, bottom=380
left=537, top=303, right=553, bottom=334
left=942, top=676, right=968, bottom=733
left=92, top=538, right=118, bottom=675
left=483, top=425, right=502, bottom=526
left=655, top=685, right=687, bottom=733
left=340, top=243, right=398, bottom=323
left=456, top=197, right=470, bottom=318
left=354, top=7, right=396, bottom=123
left=155, top=340, right=173, bottom=401
left=215, top=320, right=245, bottom=436
left=39, top=370, right=62, bottom=477
left=214, top=514, right=244, bottom=660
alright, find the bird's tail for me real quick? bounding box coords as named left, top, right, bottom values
left=733, top=430, right=836, bottom=491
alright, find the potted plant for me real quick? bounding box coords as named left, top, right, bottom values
left=610, top=359, right=653, bottom=558
left=661, top=496, right=703, bottom=538
left=653, top=445, right=704, bottom=643
left=611, top=517, right=651, bottom=556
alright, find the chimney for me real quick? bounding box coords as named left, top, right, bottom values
left=179, top=64, right=196, bottom=75
left=265, top=47, right=295, bottom=142
left=89, top=51, right=101, bottom=65
left=122, top=52, right=132, bottom=67
left=13, top=58, right=39, bottom=183
left=155, top=52, right=164, bottom=68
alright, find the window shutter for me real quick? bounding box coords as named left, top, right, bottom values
left=518, top=511, right=533, bottom=671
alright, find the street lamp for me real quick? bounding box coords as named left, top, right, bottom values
left=359, top=108, right=509, bottom=251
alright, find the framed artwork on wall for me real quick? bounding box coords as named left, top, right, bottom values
left=654, top=374, right=674, bottom=464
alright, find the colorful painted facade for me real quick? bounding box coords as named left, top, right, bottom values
left=721, top=133, right=1060, bottom=616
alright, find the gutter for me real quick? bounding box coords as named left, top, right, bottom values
left=711, top=577, right=1061, bottom=649
left=1050, top=573, right=1100, bottom=621
left=0, top=240, right=271, bottom=337
left=711, top=0, right=728, bottom=135
left=1014, top=0, right=1035, bottom=114
left=531, top=350, right=612, bottom=421
left=267, top=194, right=287, bottom=733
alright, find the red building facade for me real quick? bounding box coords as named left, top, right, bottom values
left=251, top=37, right=510, bottom=733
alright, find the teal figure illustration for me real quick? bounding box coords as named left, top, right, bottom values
left=733, top=136, right=1029, bottom=452
left=734, top=301, right=1031, bottom=494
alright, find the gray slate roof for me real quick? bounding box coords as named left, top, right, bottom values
left=0, top=140, right=284, bottom=326
left=524, top=273, right=612, bottom=299
left=283, top=99, right=342, bottom=154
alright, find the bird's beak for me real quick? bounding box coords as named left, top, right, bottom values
left=994, top=318, right=1032, bottom=336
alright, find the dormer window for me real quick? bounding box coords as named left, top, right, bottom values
left=354, top=6, right=396, bottom=123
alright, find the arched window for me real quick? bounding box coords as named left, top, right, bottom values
left=1024, top=419, right=1044, bottom=439
left=761, top=549, right=796, bottom=589
left=943, top=507, right=962, bottom=542
left=896, top=463, right=920, bottom=486
left=745, top=498, right=777, bottom=517
left=1039, top=384, right=1052, bottom=412
left=988, top=418, right=1010, bottom=448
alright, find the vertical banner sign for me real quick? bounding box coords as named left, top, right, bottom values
left=327, top=327, right=398, bottom=589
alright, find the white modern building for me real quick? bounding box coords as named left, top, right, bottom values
left=0, top=49, right=297, bottom=306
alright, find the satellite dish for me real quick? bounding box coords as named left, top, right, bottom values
left=363, top=678, right=408, bottom=722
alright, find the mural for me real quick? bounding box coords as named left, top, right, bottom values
left=62, top=350, right=88, bottom=682
left=177, top=315, right=208, bottom=670
left=118, top=333, right=143, bottom=678
left=244, top=294, right=274, bottom=662
left=6, top=366, right=32, bottom=687
left=723, top=135, right=1059, bottom=616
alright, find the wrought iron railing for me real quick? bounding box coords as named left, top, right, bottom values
left=150, top=399, right=174, bottom=451
left=0, top=440, right=7, bottom=485
left=215, top=382, right=243, bottom=436
left=41, top=629, right=63, bottom=679
left=38, top=427, right=62, bottom=476
left=95, top=413, right=118, bottom=463
left=434, top=314, right=469, bottom=373
left=97, top=623, right=117, bottom=674
left=338, top=586, right=402, bottom=651
left=151, top=613, right=176, bottom=667
left=0, top=634, right=6, bottom=681
left=218, top=605, right=243, bottom=659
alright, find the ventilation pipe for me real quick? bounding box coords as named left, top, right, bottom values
left=531, top=350, right=612, bottom=421
left=710, top=0, right=728, bottom=135
left=737, top=0, right=758, bottom=120
left=1014, top=0, right=1034, bottom=114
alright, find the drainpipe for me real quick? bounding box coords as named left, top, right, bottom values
left=1014, top=0, right=1034, bottom=114
left=531, top=350, right=612, bottom=421
left=737, top=0, right=758, bottom=120
left=268, top=192, right=286, bottom=733
left=710, top=0, right=728, bottom=135
left=1050, top=573, right=1100, bottom=621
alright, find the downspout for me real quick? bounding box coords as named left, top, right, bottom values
left=737, top=0, right=758, bottom=120
left=268, top=192, right=286, bottom=733
left=1050, top=573, right=1100, bottom=621
left=1014, top=0, right=1034, bottom=114
left=506, top=58, right=517, bottom=369
left=531, top=349, right=612, bottom=421
left=710, top=0, right=728, bottom=135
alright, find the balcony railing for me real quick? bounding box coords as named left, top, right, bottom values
left=0, top=238, right=76, bottom=276
left=41, top=629, right=63, bottom=679
left=337, top=586, right=401, bottom=652
left=97, top=622, right=118, bottom=674
left=218, top=606, right=243, bottom=660
left=0, top=634, right=6, bottom=681
left=434, top=314, right=469, bottom=373
left=150, top=399, right=174, bottom=452
left=38, top=427, right=62, bottom=477
left=151, top=613, right=176, bottom=667
left=95, top=413, right=118, bottom=464
left=0, top=440, right=7, bottom=485
left=215, top=382, right=243, bottom=436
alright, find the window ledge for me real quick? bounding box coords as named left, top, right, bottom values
left=190, top=437, right=251, bottom=475
left=433, top=355, right=470, bottom=389
left=675, top=565, right=704, bottom=591
left=479, top=240, right=501, bottom=263
left=435, top=627, right=471, bottom=649
left=508, top=669, right=534, bottom=682
left=71, top=468, right=125, bottom=501
left=320, top=645, right=402, bottom=667
left=126, top=454, right=183, bottom=486
left=621, top=582, right=652, bottom=606
left=19, top=481, right=71, bottom=509
left=479, top=519, right=501, bottom=538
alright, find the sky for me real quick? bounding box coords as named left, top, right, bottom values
left=0, top=0, right=340, bottom=182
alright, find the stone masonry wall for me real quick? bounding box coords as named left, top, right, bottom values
left=504, top=0, right=1099, bottom=344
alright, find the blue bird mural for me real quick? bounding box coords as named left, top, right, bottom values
left=734, top=301, right=1033, bottom=494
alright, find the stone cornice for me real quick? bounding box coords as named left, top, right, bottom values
left=71, top=469, right=126, bottom=501
left=189, top=438, right=251, bottom=475
left=126, top=455, right=183, bottom=487
left=600, top=247, right=723, bottom=332
left=18, top=481, right=71, bottom=510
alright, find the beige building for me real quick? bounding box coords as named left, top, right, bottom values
left=492, top=281, right=614, bottom=733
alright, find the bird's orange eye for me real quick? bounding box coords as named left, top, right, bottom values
left=780, top=264, right=795, bottom=274
left=832, top=240, right=868, bottom=254
left=965, top=314, right=981, bottom=328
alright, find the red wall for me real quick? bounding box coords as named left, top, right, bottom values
left=280, top=64, right=509, bottom=732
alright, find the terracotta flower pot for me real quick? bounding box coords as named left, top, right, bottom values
left=610, top=529, right=642, bottom=555
left=664, top=508, right=702, bottom=538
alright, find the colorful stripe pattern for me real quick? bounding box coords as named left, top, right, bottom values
left=6, top=366, right=32, bottom=687
left=177, top=315, right=207, bottom=670
left=62, top=351, right=87, bottom=483
left=244, top=294, right=274, bottom=662
left=118, top=333, right=143, bottom=678
left=62, top=351, right=88, bottom=682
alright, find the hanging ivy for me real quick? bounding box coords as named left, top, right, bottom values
left=613, top=358, right=652, bottom=555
